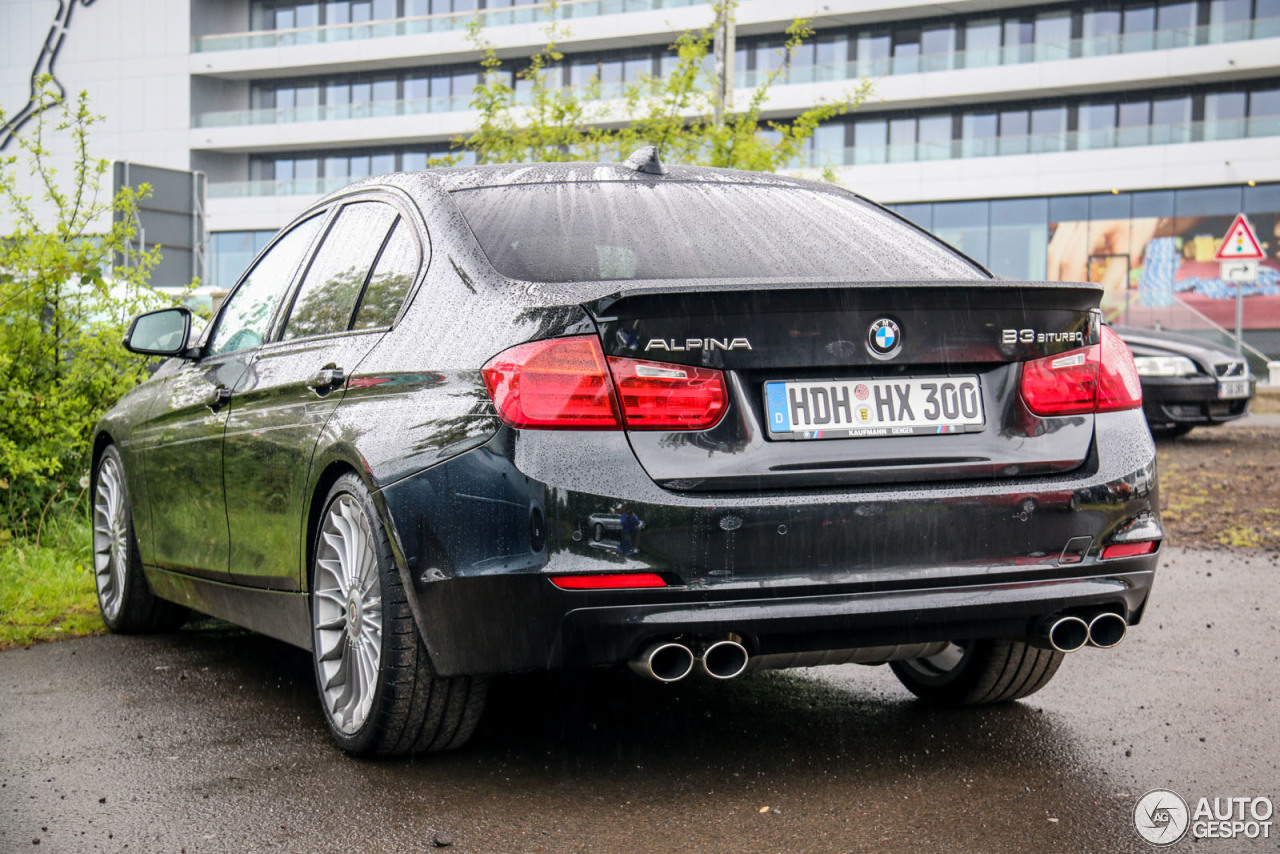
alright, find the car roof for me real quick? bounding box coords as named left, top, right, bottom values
left=345, top=159, right=860, bottom=198
left=1113, top=325, right=1242, bottom=360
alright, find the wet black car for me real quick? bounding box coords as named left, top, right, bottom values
left=92, top=149, right=1161, bottom=756
left=1115, top=325, right=1255, bottom=437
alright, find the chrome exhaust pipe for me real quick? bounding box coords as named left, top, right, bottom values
left=629, top=641, right=695, bottom=683
left=1033, top=615, right=1090, bottom=652
left=699, top=639, right=749, bottom=680
left=1087, top=612, right=1128, bottom=649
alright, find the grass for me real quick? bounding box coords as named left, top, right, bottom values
left=1253, top=389, right=1280, bottom=415
left=0, top=514, right=104, bottom=649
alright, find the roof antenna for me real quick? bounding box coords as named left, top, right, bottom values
left=623, top=145, right=668, bottom=175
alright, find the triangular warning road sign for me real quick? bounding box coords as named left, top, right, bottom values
left=1213, top=214, right=1265, bottom=261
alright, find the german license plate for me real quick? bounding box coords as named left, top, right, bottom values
left=1218, top=379, right=1249, bottom=399
left=764, top=377, right=985, bottom=440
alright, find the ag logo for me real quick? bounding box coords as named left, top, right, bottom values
left=1134, top=789, right=1190, bottom=846
left=867, top=318, right=901, bottom=359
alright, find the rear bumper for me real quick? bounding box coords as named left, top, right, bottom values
left=378, top=411, right=1161, bottom=677
left=1140, top=376, right=1253, bottom=426
left=411, top=560, right=1156, bottom=675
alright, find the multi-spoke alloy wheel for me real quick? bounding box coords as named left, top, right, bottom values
left=89, top=446, right=186, bottom=633
left=93, top=455, right=129, bottom=622
left=313, top=494, right=384, bottom=735
left=309, top=473, right=488, bottom=756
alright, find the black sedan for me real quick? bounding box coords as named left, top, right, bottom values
left=93, top=148, right=1161, bottom=756
left=1115, top=325, right=1255, bottom=437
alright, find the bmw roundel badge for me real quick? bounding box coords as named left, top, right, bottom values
left=867, top=318, right=901, bottom=358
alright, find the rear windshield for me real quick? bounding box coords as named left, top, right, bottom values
left=450, top=180, right=987, bottom=284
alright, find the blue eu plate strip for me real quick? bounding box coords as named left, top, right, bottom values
left=765, top=382, right=791, bottom=433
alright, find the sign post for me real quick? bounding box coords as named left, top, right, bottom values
left=1213, top=214, right=1265, bottom=355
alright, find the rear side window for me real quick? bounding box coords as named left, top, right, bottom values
left=450, top=181, right=988, bottom=284
left=352, top=218, right=420, bottom=329
left=210, top=214, right=324, bottom=356
left=282, top=202, right=399, bottom=340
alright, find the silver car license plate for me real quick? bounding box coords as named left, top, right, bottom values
left=764, top=377, right=985, bottom=440
left=1218, top=379, right=1249, bottom=399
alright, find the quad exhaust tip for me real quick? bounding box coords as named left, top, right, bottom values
left=699, top=640, right=750, bottom=680
left=629, top=641, right=695, bottom=683
left=1087, top=612, right=1128, bottom=648
left=1046, top=615, right=1090, bottom=653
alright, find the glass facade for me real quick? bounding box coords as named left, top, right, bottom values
left=208, top=230, right=275, bottom=290
left=205, top=79, right=1280, bottom=199
left=203, top=0, right=1280, bottom=55
left=195, top=0, right=1280, bottom=126
left=217, top=145, right=474, bottom=198
left=891, top=183, right=1280, bottom=335
left=198, top=0, right=701, bottom=50
left=798, top=81, right=1280, bottom=168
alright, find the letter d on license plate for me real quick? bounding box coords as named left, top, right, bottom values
left=764, top=376, right=985, bottom=440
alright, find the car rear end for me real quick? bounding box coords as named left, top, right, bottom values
left=389, top=166, right=1162, bottom=682
left=1118, top=325, right=1255, bottom=432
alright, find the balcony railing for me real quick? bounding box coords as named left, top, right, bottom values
left=206, top=115, right=1280, bottom=198
left=800, top=115, right=1280, bottom=169
left=208, top=174, right=366, bottom=198
left=192, top=16, right=1280, bottom=129
left=195, top=93, right=478, bottom=128
left=739, top=17, right=1280, bottom=87
left=193, top=0, right=706, bottom=52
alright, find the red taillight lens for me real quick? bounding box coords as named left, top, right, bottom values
left=1021, top=348, right=1096, bottom=415
left=1101, top=541, right=1158, bottom=559
left=607, top=356, right=727, bottom=430
left=482, top=336, right=621, bottom=428
left=482, top=336, right=727, bottom=431
left=1095, top=325, right=1143, bottom=412
left=1020, top=327, right=1142, bottom=416
left=550, top=573, right=668, bottom=590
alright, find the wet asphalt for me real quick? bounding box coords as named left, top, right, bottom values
left=3, top=546, right=1279, bottom=854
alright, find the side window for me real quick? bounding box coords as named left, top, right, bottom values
left=282, top=202, right=399, bottom=340
left=209, top=215, right=323, bottom=356
left=352, top=218, right=421, bottom=329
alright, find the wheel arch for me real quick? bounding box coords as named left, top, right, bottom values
left=90, top=429, right=116, bottom=473
left=303, top=457, right=444, bottom=670
left=304, top=459, right=361, bottom=592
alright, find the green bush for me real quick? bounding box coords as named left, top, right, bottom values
left=0, top=77, right=167, bottom=533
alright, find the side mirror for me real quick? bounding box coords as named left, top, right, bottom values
left=123, top=307, right=194, bottom=357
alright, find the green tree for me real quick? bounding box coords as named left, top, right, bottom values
left=0, top=76, right=168, bottom=535
left=463, top=2, right=872, bottom=173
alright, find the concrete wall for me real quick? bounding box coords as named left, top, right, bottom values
left=1, top=0, right=193, bottom=232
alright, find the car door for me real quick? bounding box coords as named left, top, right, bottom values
left=221, top=198, right=425, bottom=589
left=141, top=213, right=326, bottom=579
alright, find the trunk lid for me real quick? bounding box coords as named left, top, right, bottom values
left=586, top=280, right=1103, bottom=491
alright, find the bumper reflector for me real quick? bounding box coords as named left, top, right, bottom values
left=1101, top=541, right=1159, bottom=560
left=550, top=573, right=667, bottom=590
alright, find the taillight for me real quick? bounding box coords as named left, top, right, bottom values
left=1020, top=326, right=1142, bottom=416
left=606, top=356, right=727, bottom=430
left=482, top=336, right=727, bottom=431
left=481, top=336, right=620, bottom=428
left=1094, top=324, right=1144, bottom=412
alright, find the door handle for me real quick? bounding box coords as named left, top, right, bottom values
left=307, top=366, right=345, bottom=394
left=207, top=386, right=232, bottom=413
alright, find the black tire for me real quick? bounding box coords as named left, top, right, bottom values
left=91, top=445, right=188, bottom=633
left=310, top=473, right=487, bottom=757
left=888, top=639, right=1064, bottom=706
